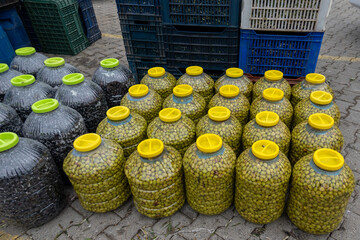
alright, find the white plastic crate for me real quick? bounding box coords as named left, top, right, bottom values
left=241, top=0, right=332, bottom=32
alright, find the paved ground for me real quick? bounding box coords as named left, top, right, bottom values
left=1, top=0, right=360, bottom=239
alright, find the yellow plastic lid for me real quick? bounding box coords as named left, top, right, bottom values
left=0, top=63, right=9, bottom=73
left=173, top=84, right=193, bottom=97
left=129, top=84, right=149, bottom=97
left=262, top=88, right=284, bottom=101
left=208, top=106, right=231, bottom=121
left=196, top=134, right=222, bottom=153
left=44, top=57, right=65, bottom=67
left=252, top=140, right=279, bottom=160
left=137, top=139, right=164, bottom=158
left=31, top=99, right=59, bottom=113
left=313, top=148, right=344, bottom=171
left=100, top=58, right=119, bottom=69
left=256, top=111, right=280, bottom=127
left=107, top=106, right=130, bottom=121
left=11, top=75, right=35, bottom=87
left=306, top=73, right=326, bottom=84
left=308, top=113, right=334, bottom=130
left=148, top=67, right=165, bottom=78
left=226, top=68, right=243, bottom=78
left=186, top=66, right=203, bottom=76
left=264, top=70, right=283, bottom=81
left=74, top=133, right=102, bottom=152
left=159, top=108, right=181, bottom=122
left=0, top=132, right=19, bottom=152
left=219, top=85, right=240, bottom=98
left=15, top=47, right=36, bottom=56
left=310, top=91, right=333, bottom=105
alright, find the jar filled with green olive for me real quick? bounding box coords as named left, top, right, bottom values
left=96, top=106, right=147, bottom=158
left=287, top=149, right=355, bottom=234
left=196, top=106, right=242, bottom=155
left=208, top=85, right=250, bottom=125
left=242, top=111, right=291, bottom=155
left=147, top=108, right=195, bottom=155
left=252, top=70, right=291, bottom=100
left=140, top=67, right=176, bottom=99
left=183, top=134, right=236, bottom=215
left=63, top=133, right=130, bottom=213
left=125, top=139, right=185, bottom=218
left=163, top=84, right=207, bottom=124
left=290, top=113, right=343, bottom=166
left=176, top=66, right=214, bottom=103
left=120, top=84, right=162, bottom=123
left=291, top=73, right=334, bottom=106
left=250, top=88, right=293, bottom=128
left=236, top=140, right=291, bottom=224
left=292, top=91, right=340, bottom=129
left=214, top=68, right=253, bottom=102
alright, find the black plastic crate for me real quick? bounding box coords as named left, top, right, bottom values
left=78, top=0, right=101, bottom=44
left=0, top=0, right=19, bottom=8
left=115, top=0, right=161, bottom=16
left=128, top=56, right=167, bottom=82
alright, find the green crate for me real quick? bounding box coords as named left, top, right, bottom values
left=24, top=0, right=89, bottom=55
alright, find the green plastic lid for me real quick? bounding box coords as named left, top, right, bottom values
left=62, top=73, right=85, bottom=85
left=0, top=63, right=9, bottom=73
left=44, top=57, right=65, bottom=67
left=11, top=75, right=35, bottom=87
left=31, top=99, right=59, bottom=113
left=100, top=58, right=119, bottom=69
left=0, top=132, right=19, bottom=152
left=15, top=47, right=36, bottom=56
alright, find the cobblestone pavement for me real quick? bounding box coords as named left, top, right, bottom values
left=1, top=0, right=360, bottom=239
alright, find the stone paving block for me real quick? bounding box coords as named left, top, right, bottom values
left=214, top=214, right=251, bottom=239
left=344, top=109, right=360, bottom=124
left=338, top=120, right=357, bottom=142
left=344, top=146, right=360, bottom=173
left=97, top=233, right=111, bottom=240
left=113, top=198, right=133, bottom=219
left=349, top=185, right=360, bottom=215
left=179, top=204, right=198, bottom=221
left=331, top=210, right=360, bottom=240
left=260, top=215, right=292, bottom=240
left=335, top=99, right=354, bottom=116
left=70, top=199, right=94, bottom=219
left=0, top=221, right=28, bottom=237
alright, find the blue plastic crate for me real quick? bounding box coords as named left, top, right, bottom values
left=0, top=25, right=15, bottom=65
left=78, top=0, right=101, bottom=44
left=239, top=30, right=324, bottom=78
left=116, top=0, right=161, bottom=16
left=128, top=56, right=167, bottom=82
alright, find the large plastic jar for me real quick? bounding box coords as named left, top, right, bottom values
left=120, top=84, right=162, bottom=123
left=291, top=73, right=334, bottom=106
left=0, top=132, right=65, bottom=228
left=208, top=85, right=250, bottom=125
left=242, top=111, right=291, bottom=155
left=289, top=113, right=343, bottom=166
left=147, top=108, right=196, bottom=156
left=140, top=67, right=176, bottom=99
left=37, top=57, right=80, bottom=89
left=92, top=58, right=135, bottom=108
left=235, top=140, right=291, bottom=224
left=292, top=91, right=340, bottom=129
left=183, top=134, right=236, bottom=215
left=0, top=103, right=22, bottom=135
left=0, top=63, right=22, bottom=101
left=10, top=47, right=47, bottom=77
left=55, top=73, right=108, bottom=132
left=176, top=66, right=214, bottom=103
left=3, top=75, right=53, bottom=121
left=215, top=68, right=253, bottom=102
left=252, top=70, right=291, bottom=100
left=125, top=139, right=185, bottom=218
left=250, top=88, right=293, bottom=128
left=96, top=106, right=147, bottom=158
left=63, top=133, right=130, bottom=213
left=287, top=149, right=355, bottom=234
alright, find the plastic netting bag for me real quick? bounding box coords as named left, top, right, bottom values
left=252, top=70, right=291, bottom=100
left=10, top=47, right=47, bottom=77
left=0, top=64, right=22, bottom=101
left=0, top=103, right=23, bottom=135
left=140, top=67, right=177, bottom=99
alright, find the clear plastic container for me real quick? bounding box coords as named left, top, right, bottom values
left=183, top=134, right=236, bottom=215
left=208, top=85, right=250, bottom=125
left=37, top=57, right=80, bottom=89
left=63, top=133, right=130, bottom=213
left=0, top=103, right=22, bottom=135
left=125, top=139, right=185, bottom=218
left=96, top=106, right=147, bottom=158
left=55, top=73, right=108, bottom=133
left=0, top=63, right=22, bottom=101
left=291, top=73, right=334, bottom=106
left=163, top=84, right=207, bottom=124
left=22, top=99, right=87, bottom=178
left=3, top=75, right=54, bottom=121
left=287, top=149, right=355, bottom=234
left=252, top=70, right=291, bottom=100
left=293, top=91, right=340, bottom=129
left=120, top=84, right=162, bottom=123
left=147, top=108, right=196, bottom=156
left=235, top=140, right=291, bottom=224
left=242, top=111, right=291, bottom=155
left=176, top=66, right=214, bottom=103
left=92, top=58, right=135, bottom=108
left=140, top=67, right=176, bottom=99
left=290, top=113, right=343, bottom=166
left=10, top=47, right=47, bottom=77
left=0, top=132, right=65, bottom=228
left=215, top=68, right=253, bottom=102
left=250, top=88, right=293, bottom=128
